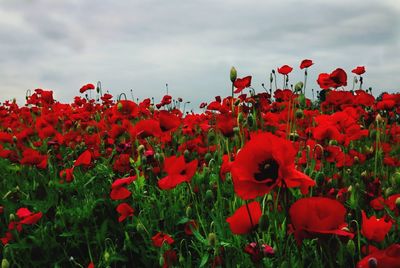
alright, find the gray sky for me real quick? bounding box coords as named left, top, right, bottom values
left=1, top=0, right=399, bottom=109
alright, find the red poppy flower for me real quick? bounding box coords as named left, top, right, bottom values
left=113, top=154, right=131, bottom=174
left=116, top=203, right=134, bottom=222
left=163, top=249, right=178, bottom=268
left=88, top=262, right=95, bottom=268
left=234, top=76, right=252, bottom=94
left=152, top=232, right=174, bottom=247
left=158, top=156, right=198, bottom=190
left=0, top=206, right=3, bottom=214
left=74, top=150, right=92, bottom=167
left=59, top=167, right=75, bottom=183
left=79, top=83, right=95, bottom=93
left=361, top=210, right=392, bottom=243
left=352, top=66, right=366, bottom=75
left=230, top=132, right=315, bottom=200
left=110, top=176, right=136, bottom=200
left=356, top=244, right=400, bottom=268
left=277, top=65, right=293, bottom=75
left=300, top=59, right=313, bottom=69
left=244, top=242, right=275, bottom=263
left=317, top=68, right=347, bottom=89
left=16, top=208, right=42, bottom=225
left=226, top=201, right=262, bottom=234
left=289, top=197, right=354, bottom=245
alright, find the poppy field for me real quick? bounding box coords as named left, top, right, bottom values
left=0, top=61, right=399, bottom=267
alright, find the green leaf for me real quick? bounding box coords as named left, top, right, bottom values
left=199, top=253, right=209, bottom=268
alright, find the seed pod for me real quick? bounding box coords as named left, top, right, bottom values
left=230, top=67, right=237, bottom=83
left=294, top=81, right=303, bottom=93
left=1, top=259, right=10, bottom=268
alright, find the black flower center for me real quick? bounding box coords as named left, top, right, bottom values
left=253, top=159, right=279, bottom=185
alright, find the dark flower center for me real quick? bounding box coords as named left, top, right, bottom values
left=253, top=159, right=279, bottom=185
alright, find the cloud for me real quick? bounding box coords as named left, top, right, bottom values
left=0, top=0, right=399, bottom=107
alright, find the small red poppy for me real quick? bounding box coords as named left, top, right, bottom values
left=361, top=210, right=392, bottom=243
left=233, top=76, right=252, bottom=94
left=300, top=59, right=313, bottom=69
left=116, top=203, right=134, bottom=222
left=352, top=66, right=365, bottom=75
left=277, top=65, right=293, bottom=75
left=226, top=201, right=262, bottom=234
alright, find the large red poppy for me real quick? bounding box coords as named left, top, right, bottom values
left=230, top=132, right=315, bottom=200
left=158, top=156, right=198, bottom=190
left=233, top=76, right=252, bottom=94
left=289, top=197, right=354, bottom=244
left=317, top=68, right=347, bottom=89
left=226, top=201, right=262, bottom=234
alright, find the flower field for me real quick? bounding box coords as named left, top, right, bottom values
left=0, top=61, right=399, bottom=267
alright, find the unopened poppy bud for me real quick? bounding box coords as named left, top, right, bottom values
left=186, top=206, right=192, bottom=218
left=395, top=197, right=400, bottom=209
left=258, top=215, right=268, bottom=232
left=207, top=130, right=216, bottom=143
left=233, top=127, right=240, bottom=134
left=117, top=102, right=123, bottom=111
left=184, top=150, right=190, bottom=161
left=304, top=167, right=311, bottom=176
left=368, top=257, right=377, bottom=268
left=315, top=172, right=325, bottom=185
left=179, top=254, right=185, bottom=264
left=328, top=140, right=338, bottom=146
left=390, top=171, right=400, bottom=186
left=375, top=114, right=383, bottom=123
left=104, top=251, right=110, bottom=263
left=347, top=185, right=353, bottom=192
left=346, top=240, right=355, bottom=255
left=230, top=67, right=237, bottom=83
left=385, top=187, right=393, bottom=197
left=237, top=113, right=244, bottom=124
left=289, top=131, right=299, bottom=141
left=205, top=189, right=214, bottom=201
left=353, top=156, right=359, bottom=163
left=208, top=232, right=217, bottom=247
left=270, top=73, right=273, bottom=83
left=298, top=94, right=306, bottom=107
left=205, top=153, right=213, bottom=164
left=154, top=153, right=164, bottom=164
left=346, top=169, right=352, bottom=175
left=234, top=99, right=241, bottom=106
left=361, top=171, right=368, bottom=178
left=137, top=145, right=145, bottom=153
left=1, top=259, right=9, bottom=268
left=247, top=114, right=254, bottom=127
left=295, top=109, right=303, bottom=119
left=136, top=222, right=145, bottom=232
left=294, top=81, right=303, bottom=93
left=6, top=128, right=12, bottom=133
left=369, top=130, right=377, bottom=139
left=12, top=136, right=17, bottom=143
left=9, top=214, right=15, bottom=221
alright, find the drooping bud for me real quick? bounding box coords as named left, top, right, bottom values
left=230, top=67, right=237, bottom=83
left=294, top=81, right=303, bottom=93
left=346, top=240, right=355, bottom=255
left=208, top=232, right=217, bottom=247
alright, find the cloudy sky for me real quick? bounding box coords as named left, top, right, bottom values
left=1, top=0, right=399, bottom=109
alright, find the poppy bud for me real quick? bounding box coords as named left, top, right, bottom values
left=346, top=240, right=355, bottom=255
left=155, top=153, right=164, bottom=164
left=186, top=206, right=192, bottom=218
left=207, top=130, right=216, bottom=144
left=230, top=67, right=237, bottom=83
left=12, top=136, right=17, bottom=143
left=375, top=114, right=383, bottom=123
left=234, top=99, right=241, bottom=106
left=9, top=214, right=15, bottom=221
left=270, top=73, right=273, bottom=83
left=294, top=81, right=303, bottom=93
left=361, top=171, right=368, bottom=178
left=178, top=254, right=185, bottom=264
left=385, top=187, right=393, bottom=197
left=315, top=172, right=325, bottom=185
left=137, top=145, right=145, bottom=153
left=390, top=171, right=400, bottom=186
left=205, top=153, right=213, bottom=164
left=208, top=232, right=217, bottom=247
left=136, top=222, right=145, bottom=232
left=304, top=167, right=311, bottom=176
left=258, top=215, right=268, bottom=232
left=206, top=189, right=214, bottom=201
left=117, top=102, right=123, bottom=111
left=184, top=150, right=190, bottom=162
left=295, top=109, right=304, bottom=119
left=247, top=114, right=254, bottom=128
left=103, top=251, right=110, bottom=263
left=237, top=113, right=244, bottom=125
left=395, top=197, right=400, bottom=210
left=328, top=140, right=338, bottom=146
left=1, top=259, right=9, bottom=268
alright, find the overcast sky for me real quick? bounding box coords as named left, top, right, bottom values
left=1, top=0, right=399, bottom=109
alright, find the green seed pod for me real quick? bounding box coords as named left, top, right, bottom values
left=258, top=214, right=268, bottom=232
left=103, top=251, right=110, bottom=263
left=1, top=259, right=10, bottom=268
left=9, top=214, right=15, bottom=221
left=346, top=240, right=355, bottom=255
left=294, top=81, right=303, bottom=93
left=208, top=233, right=217, bottom=247
left=230, top=67, right=237, bottom=83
